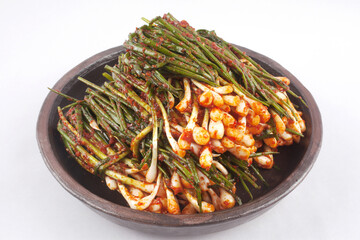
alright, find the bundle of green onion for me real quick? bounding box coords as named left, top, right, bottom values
left=53, top=13, right=306, bottom=214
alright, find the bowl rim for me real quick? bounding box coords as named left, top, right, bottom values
left=37, top=45, right=322, bottom=227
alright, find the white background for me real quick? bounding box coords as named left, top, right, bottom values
left=1, top=0, right=359, bottom=239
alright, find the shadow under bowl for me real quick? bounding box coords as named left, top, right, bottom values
left=37, top=45, right=322, bottom=235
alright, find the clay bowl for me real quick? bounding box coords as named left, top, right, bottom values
left=37, top=45, right=322, bottom=235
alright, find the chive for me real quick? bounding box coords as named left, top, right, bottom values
left=286, top=128, right=304, bottom=137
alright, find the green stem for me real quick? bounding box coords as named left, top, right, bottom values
left=131, top=124, right=153, bottom=159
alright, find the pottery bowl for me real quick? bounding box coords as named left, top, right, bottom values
left=37, top=45, right=322, bottom=235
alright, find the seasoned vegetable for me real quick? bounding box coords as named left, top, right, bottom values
left=52, top=13, right=306, bottom=214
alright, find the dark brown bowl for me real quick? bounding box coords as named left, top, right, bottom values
left=37, top=45, right=322, bottom=235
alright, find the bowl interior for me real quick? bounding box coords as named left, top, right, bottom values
left=38, top=45, right=321, bottom=228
